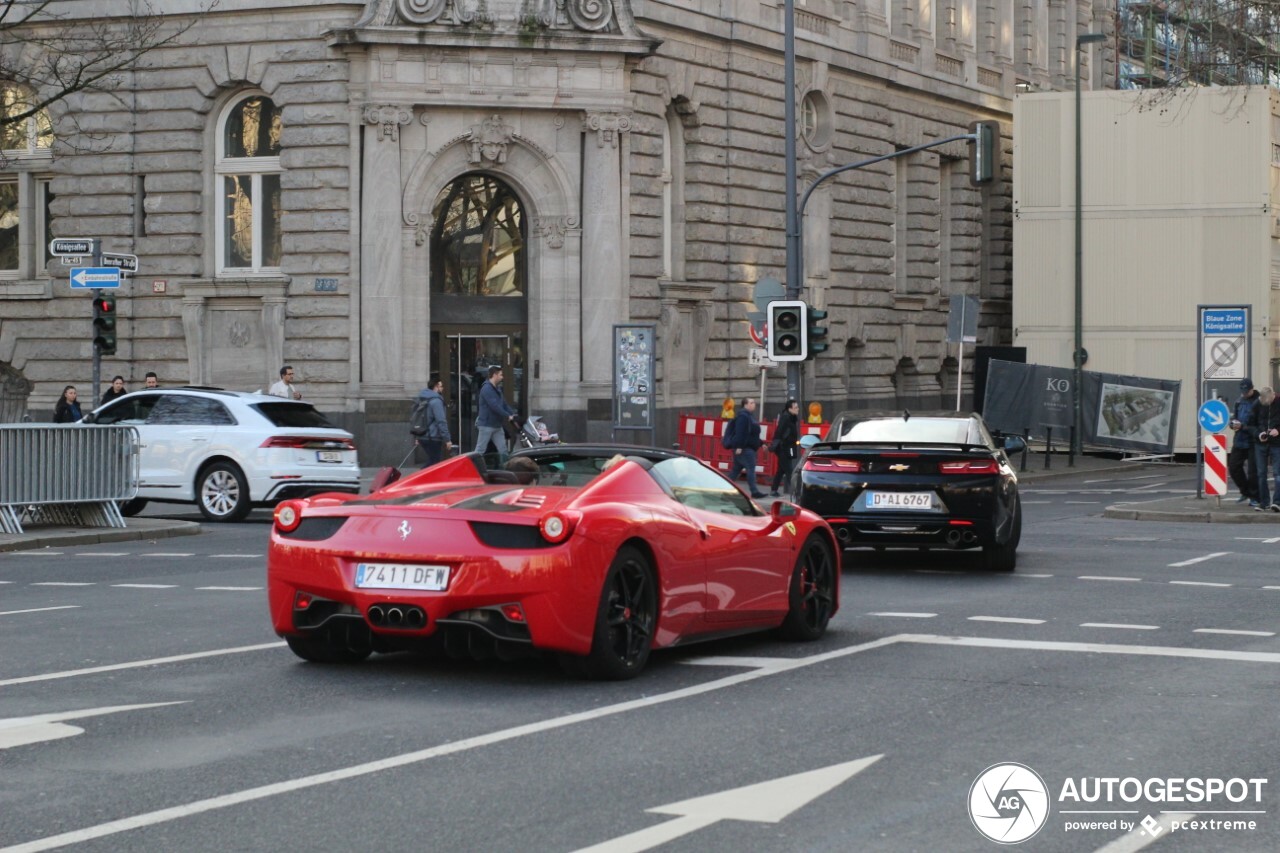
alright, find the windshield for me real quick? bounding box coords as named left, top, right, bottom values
left=832, top=417, right=977, bottom=444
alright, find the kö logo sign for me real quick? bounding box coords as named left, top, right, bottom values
left=968, top=762, right=1051, bottom=844
left=1046, top=378, right=1070, bottom=393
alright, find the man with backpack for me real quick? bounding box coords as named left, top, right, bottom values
left=724, top=396, right=766, bottom=498
left=410, top=375, right=452, bottom=467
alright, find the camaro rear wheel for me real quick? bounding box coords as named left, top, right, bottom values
left=983, top=500, right=1021, bottom=572
left=285, top=624, right=373, bottom=663
left=573, top=546, right=657, bottom=680
left=198, top=461, right=252, bottom=522
left=780, top=535, right=837, bottom=641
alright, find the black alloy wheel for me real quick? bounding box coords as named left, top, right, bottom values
left=983, top=499, right=1021, bottom=572
left=571, top=546, right=657, bottom=680
left=780, top=534, right=837, bottom=641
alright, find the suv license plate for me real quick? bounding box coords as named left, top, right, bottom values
left=316, top=451, right=342, bottom=463
left=866, top=491, right=932, bottom=510
left=355, top=563, right=450, bottom=591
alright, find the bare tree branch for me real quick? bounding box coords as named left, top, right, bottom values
left=1119, top=0, right=1280, bottom=89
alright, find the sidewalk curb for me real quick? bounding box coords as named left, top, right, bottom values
left=1103, top=502, right=1280, bottom=524
left=0, top=520, right=202, bottom=553
left=1015, top=460, right=1169, bottom=482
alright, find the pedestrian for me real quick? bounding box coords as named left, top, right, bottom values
left=144, top=371, right=159, bottom=389
left=768, top=398, right=801, bottom=497
left=413, top=375, right=452, bottom=467
left=473, top=365, right=518, bottom=459
left=726, top=396, right=766, bottom=498
left=53, top=385, right=82, bottom=423
left=268, top=365, right=301, bottom=400
left=1229, top=378, right=1260, bottom=507
left=1248, top=385, right=1280, bottom=511
left=99, top=375, right=127, bottom=407
left=503, top=455, right=540, bottom=485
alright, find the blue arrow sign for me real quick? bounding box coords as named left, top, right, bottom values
left=1198, top=399, right=1230, bottom=433
left=69, top=267, right=121, bottom=289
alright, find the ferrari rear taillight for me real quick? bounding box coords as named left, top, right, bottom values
left=294, top=591, right=314, bottom=610
left=938, top=459, right=1000, bottom=475
left=260, top=436, right=356, bottom=450
left=500, top=604, right=527, bottom=623
left=273, top=501, right=304, bottom=533
left=803, top=458, right=862, bottom=472
left=538, top=511, right=580, bottom=544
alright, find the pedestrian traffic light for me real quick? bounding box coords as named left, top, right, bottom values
left=806, top=306, right=829, bottom=360
left=968, top=120, right=998, bottom=185
left=92, top=293, right=117, bottom=355
left=766, top=300, right=807, bottom=362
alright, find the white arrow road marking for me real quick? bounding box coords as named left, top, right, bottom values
left=1168, top=552, right=1231, bottom=567
left=0, top=703, right=185, bottom=750
left=0, top=642, right=285, bottom=688
left=572, top=755, right=883, bottom=853
left=0, top=606, right=79, bottom=617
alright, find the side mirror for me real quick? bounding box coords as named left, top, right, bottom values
left=798, top=435, right=820, bottom=450
left=1003, top=435, right=1027, bottom=454
left=770, top=500, right=799, bottom=521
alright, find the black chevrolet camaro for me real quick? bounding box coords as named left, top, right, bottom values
left=791, top=411, right=1022, bottom=571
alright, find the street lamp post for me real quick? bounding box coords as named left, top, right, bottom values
left=1074, top=32, right=1106, bottom=457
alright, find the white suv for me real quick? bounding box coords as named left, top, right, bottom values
left=84, top=387, right=360, bottom=522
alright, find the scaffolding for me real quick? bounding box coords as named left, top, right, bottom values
left=1118, top=0, right=1280, bottom=88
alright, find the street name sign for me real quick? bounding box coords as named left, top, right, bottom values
left=70, top=267, right=121, bottom=289
left=49, top=238, right=96, bottom=257
left=100, top=253, right=139, bottom=273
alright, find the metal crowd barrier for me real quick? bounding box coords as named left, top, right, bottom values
left=0, top=425, right=140, bottom=534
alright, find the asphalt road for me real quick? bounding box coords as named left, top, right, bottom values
left=2, top=465, right=1277, bottom=852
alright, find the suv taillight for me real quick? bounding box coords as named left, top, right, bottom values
left=261, top=436, right=356, bottom=450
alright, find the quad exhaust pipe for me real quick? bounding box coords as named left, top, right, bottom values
left=836, top=527, right=850, bottom=541
left=367, top=604, right=426, bottom=629
left=945, top=529, right=963, bottom=546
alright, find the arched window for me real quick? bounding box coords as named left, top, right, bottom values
left=1, top=83, right=54, bottom=280
left=431, top=174, right=525, bottom=297
left=215, top=94, right=282, bottom=274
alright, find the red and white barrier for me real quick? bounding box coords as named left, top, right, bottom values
left=1203, top=433, right=1228, bottom=497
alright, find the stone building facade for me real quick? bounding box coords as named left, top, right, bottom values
left=0, top=0, right=1109, bottom=462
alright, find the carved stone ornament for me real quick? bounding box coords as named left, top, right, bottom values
left=582, top=112, right=631, bottom=148
left=228, top=320, right=252, bottom=348
left=563, top=0, right=614, bottom=32
left=534, top=214, right=580, bottom=249
left=395, top=0, right=446, bottom=24
left=468, top=114, right=516, bottom=164
left=363, top=105, right=413, bottom=141
left=454, top=0, right=495, bottom=25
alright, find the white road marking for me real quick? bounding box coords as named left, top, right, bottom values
left=23, top=552, right=63, bottom=556
left=680, top=656, right=795, bottom=669
left=867, top=612, right=937, bottom=618
left=29, top=582, right=94, bottom=587
left=0, top=606, right=79, bottom=617
left=5, top=633, right=1277, bottom=853
left=111, top=584, right=177, bottom=589
left=1169, top=581, right=1232, bottom=588
left=1264, top=586, right=1280, bottom=591
left=1081, top=623, right=1160, bottom=631
left=968, top=616, right=1046, bottom=625
left=1093, top=812, right=1196, bottom=853
left=1234, top=537, right=1280, bottom=543
left=1021, top=500, right=1051, bottom=504
left=0, top=642, right=286, bottom=688
left=1065, top=500, right=1100, bottom=504
left=74, top=552, right=128, bottom=557
left=209, top=554, right=262, bottom=559
left=195, top=586, right=263, bottom=592
left=142, top=553, right=194, bottom=558
left=1080, top=576, right=1142, bottom=582
left=1016, top=573, right=1054, bottom=578
left=0, top=703, right=186, bottom=750
left=1168, top=552, right=1231, bottom=567
left=1193, top=628, right=1275, bottom=637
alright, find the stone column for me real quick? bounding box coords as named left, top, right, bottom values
left=360, top=105, right=411, bottom=392
left=579, top=111, right=630, bottom=388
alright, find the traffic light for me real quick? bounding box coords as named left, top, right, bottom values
left=968, top=120, right=998, bottom=185
left=92, top=293, right=117, bottom=355
left=766, top=300, right=807, bottom=362
left=806, top=305, right=829, bottom=360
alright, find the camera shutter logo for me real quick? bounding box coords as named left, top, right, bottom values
left=968, top=763, right=1050, bottom=844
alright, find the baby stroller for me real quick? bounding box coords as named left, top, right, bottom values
left=511, top=415, right=560, bottom=450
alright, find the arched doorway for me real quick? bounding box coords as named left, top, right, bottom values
left=428, top=173, right=528, bottom=454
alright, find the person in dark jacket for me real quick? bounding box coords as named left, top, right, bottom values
left=52, top=385, right=82, bottom=423
left=726, top=397, right=766, bottom=498
left=768, top=398, right=801, bottom=497
left=1248, top=385, right=1280, bottom=510
left=99, top=375, right=127, bottom=407
left=414, top=375, right=452, bottom=466
left=1228, top=378, right=1259, bottom=507
left=473, top=365, right=518, bottom=459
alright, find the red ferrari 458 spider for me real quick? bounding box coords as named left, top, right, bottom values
left=267, top=445, right=840, bottom=679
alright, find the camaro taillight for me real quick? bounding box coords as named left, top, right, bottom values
left=260, top=436, right=356, bottom=450
left=938, top=459, right=1000, bottom=475
left=803, top=457, right=862, bottom=472
left=538, top=511, right=581, bottom=544
left=273, top=501, right=304, bottom=533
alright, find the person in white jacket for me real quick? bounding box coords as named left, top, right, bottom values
left=268, top=365, right=301, bottom=400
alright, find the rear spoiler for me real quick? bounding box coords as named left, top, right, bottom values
left=809, top=441, right=987, bottom=453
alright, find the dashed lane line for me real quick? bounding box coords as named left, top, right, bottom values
left=1235, top=537, right=1280, bottom=544
left=968, top=616, right=1046, bottom=625
left=1193, top=628, right=1276, bottom=637
left=1080, top=576, right=1142, bottom=582
left=209, top=554, right=263, bottom=559
left=195, top=586, right=263, bottom=592
left=1169, top=581, right=1232, bottom=588
left=1015, top=573, right=1054, bottom=578
left=0, top=605, right=79, bottom=617
left=0, top=641, right=286, bottom=688
left=1168, top=552, right=1231, bottom=568
left=73, top=552, right=129, bottom=558
left=23, top=552, right=63, bottom=556
left=111, top=584, right=177, bottom=589
left=1081, top=623, right=1160, bottom=631
left=142, top=553, right=195, bottom=558
left=867, top=612, right=937, bottom=618
left=29, top=582, right=94, bottom=587
left=1065, top=501, right=1101, bottom=504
